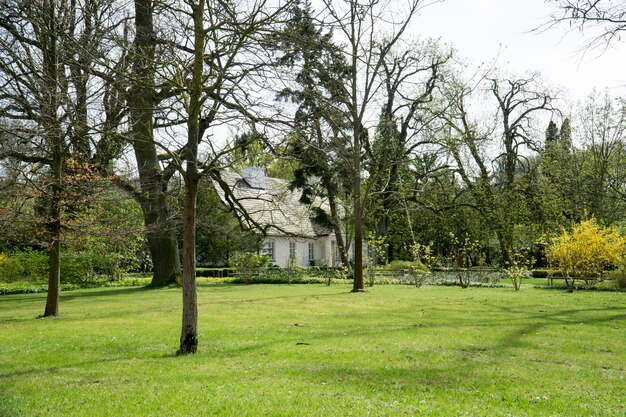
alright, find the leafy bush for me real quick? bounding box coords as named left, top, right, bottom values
left=617, top=274, right=626, bottom=289
left=0, top=249, right=48, bottom=283
left=61, top=251, right=96, bottom=283
left=606, top=270, right=626, bottom=289
left=0, top=243, right=147, bottom=285
left=225, top=275, right=329, bottom=285
left=532, top=270, right=549, bottom=278
left=230, top=252, right=270, bottom=283
left=196, top=268, right=234, bottom=277
left=0, top=282, right=82, bottom=295
left=380, top=260, right=429, bottom=273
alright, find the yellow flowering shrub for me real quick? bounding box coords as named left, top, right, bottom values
left=547, top=219, right=626, bottom=291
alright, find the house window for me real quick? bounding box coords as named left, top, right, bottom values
left=263, top=240, right=275, bottom=263
left=289, top=242, right=297, bottom=260
left=308, top=242, right=314, bottom=262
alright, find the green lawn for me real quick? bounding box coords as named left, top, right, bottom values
left=0, top=284, right=624, bottom=416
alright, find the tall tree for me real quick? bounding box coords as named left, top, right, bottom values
left=365, top=40, right=451, bottom=262
left=276, top=0, right=352, bottom=267
left=577, top=91, right=626, bottom=223
left=128, top=0, right=181, bottom=287
left=0, top=0, right=124, bottom=316
left=315, top=0, right=427, bottom=291
left=435, top=73, right=555, bottom=264
left=539, top=118, right=581, bottom=230
left=148, top=0, right=291, bottom=354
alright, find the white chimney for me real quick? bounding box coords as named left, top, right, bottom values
left=242, top=167, right=266, bottom=189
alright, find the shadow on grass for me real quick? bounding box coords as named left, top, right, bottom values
left=1, top=286, right=624, bottom=406
left=58, top=285, right=154, bottom=301
left=0, top=285, right=156, bottom=303
left=262, top=302, right=626, bottom=400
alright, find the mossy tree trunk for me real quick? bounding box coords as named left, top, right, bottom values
left=130, top=0, right=181, bottom=287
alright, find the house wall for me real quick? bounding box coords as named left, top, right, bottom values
left=263, top=236, right=340, bottom=267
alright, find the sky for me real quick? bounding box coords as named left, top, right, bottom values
left=409, top=0, right=626, bottom=103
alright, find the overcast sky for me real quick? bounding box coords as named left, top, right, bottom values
left=410, top=0, right=626, bottom=103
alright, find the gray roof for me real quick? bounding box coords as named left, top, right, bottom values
left=214, top=171, right=333, bottom=239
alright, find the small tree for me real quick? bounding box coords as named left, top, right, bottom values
left=448, top=233, right=481, bottom=288
left=285, top=248, right=302, bottom=285
left=504, top=250, right=532, bottom=291
left=230, top=252, right=270, bottom=284
left=410, top=242, right=433, bottom=288
left=366, top=232, right=387, bottom=287
left=547, top=219, right=626, bottom=292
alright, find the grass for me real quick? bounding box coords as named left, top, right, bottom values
left=0, top=284, right=624, bottom=416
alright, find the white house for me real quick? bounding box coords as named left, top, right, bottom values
left=214, top=168, right=346, bottom=267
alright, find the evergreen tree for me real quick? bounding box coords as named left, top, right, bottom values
left=545, top=120, right=559, bottom=144
left=276, top=0, right=352, bottom=266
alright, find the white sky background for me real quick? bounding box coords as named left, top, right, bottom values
left=189, top=0, right=626, bottom=156
left=409, top=0, right=626, bottom=103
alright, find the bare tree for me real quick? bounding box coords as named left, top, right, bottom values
left=365, top=39, right=452, bottom=261
left=317, top=0, right=434, bottom=291
left=147, top=0, right=291, bottom=354
left=435, top=73, right=555, bottom=263
left=548, top=1, right=626, bottom=50
left=0, top=0, right=126, bottom=316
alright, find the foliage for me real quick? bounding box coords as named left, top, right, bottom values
left=366, top=232, right=388, bottom=287
left=378, top=260, right=428, bottom=273
left=195, top=268, right=235, bottom=278
left=410, top=242, right=434, bottom=287
left=504, top=250, right=532, bottom=291
left=229, top=252, right=270, bottom=284
left=547, top=218, right=626, bottom=292
left=411, top=242, right=435, bottom=267
left=447, top=233, right=483, bottom=288
left=0, top=248, right=48, bottom=283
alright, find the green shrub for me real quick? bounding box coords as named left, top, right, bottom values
left=196, top=268, right=235, bottom=277
left=225, top=275, right=329, bottom=285
left=0, top=282, right=82, bottom=295
left=0, top=249, right=48, bottom=283
left=532, top=269, right=549, bottom=278
left=230, top=252, right=270, bottom=283
left=608, top=270, right=626, bottom=289
left=0, top=245, right=145, bottom=285
left=380, top=260, right=429, bottom=273
left=61, top=251, right=96, bottom=283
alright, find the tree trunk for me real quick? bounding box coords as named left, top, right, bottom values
left=43, top=225, right=61, bottom=317
left=43, top=156, right=62, bottom=317
left=42, top=0, right=62, bottom=317
left=350, top=2, right=364, bottom=293
left=352, top=129, right=364, bottom=292
left=130, top=0, right=180, bottom=286
left=148, top=228, right=180, bottom=286
left=327, top=187, right=349, bottom=267
left=178, top=174, right=198, bottom=355
left=178, top=0, right=203, bottom=355
left=497, top=228, right=513, bottom=266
